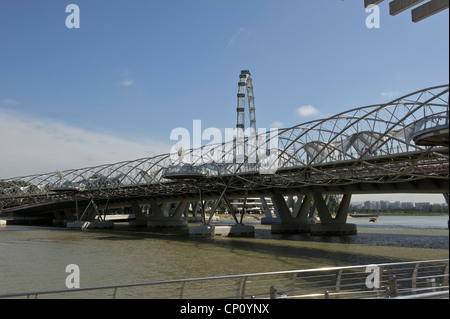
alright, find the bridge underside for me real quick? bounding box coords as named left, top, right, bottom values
left=1, top=177, right=447, bottom=235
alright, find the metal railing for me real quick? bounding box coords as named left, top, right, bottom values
left=414, top=113, right=449, bottom=134
left=0, top=259, right=448, bottom=299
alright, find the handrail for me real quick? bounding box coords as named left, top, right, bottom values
left=390, top=291, right=449, bottom=299
left=0, top=259, right=448, bottom=299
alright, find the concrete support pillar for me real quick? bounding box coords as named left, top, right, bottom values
left=67, top=220, right=114, bottom=229
left=64, top=208, right=73, bottom=220
left=148, top=199, right=165, bottom=219
left=192, top=202, right=199, bottom=217
left=291, top=196, right=303, bottom=218
left=222, top=195, right=240, bottom=225
left=271, top=191, right=294, bottom=222
left=260, top=197, right=279, bottom=224
left=128, top=201, right=149, bottom=227
left=180, top=202, right=191, bottom=220
left=271, top=191, right=311, bottom=234
left=335, top=193, right=351, bottom=224
left=307, top=195, right=329, bottom=222
left=269, top=192, right=356, bottom=235
left=188, top=191, right=255, bottom=237
left=294, top=194, right=313, bottom=223
left=312, top=193, right=352, bottom=224
left=189, top=224, right=255, bottom=237
left=147, top=200, right=188, bottom=228
left=286, top=196, right=295, bottom=211
left=310, top=193, right=356, bottom=235
left=312, top=192, right=334, bottom=224
left=53, top=208, right=75, bottom=226
left=171, top=201, right=190, bottom=219
left=131, top=202, right=149, bottom=221
left=67, top=198, right=113, bottom=229
left=185, top=202, right=202, bottom=222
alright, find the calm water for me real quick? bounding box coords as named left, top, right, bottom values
left=0, top=216, right=448, bottom=296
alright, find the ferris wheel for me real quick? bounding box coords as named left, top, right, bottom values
left=236, top=70, right=257, bottom=160
left=236, top=69, right=256, bottom=132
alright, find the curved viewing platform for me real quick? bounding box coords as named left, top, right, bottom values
left=413, top=115, right=449, bottom=147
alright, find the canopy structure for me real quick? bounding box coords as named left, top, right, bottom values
left=0, top=85, right=448, bottom=208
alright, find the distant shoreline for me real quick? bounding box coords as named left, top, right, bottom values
left=214, top=212, right=449, bottom=218
left=358, top=212, right=448, bottom=216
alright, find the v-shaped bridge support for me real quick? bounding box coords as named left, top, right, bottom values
left=270, top=191, right=356, bottom=235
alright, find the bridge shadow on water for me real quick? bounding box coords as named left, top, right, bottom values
left=217, top=232, right=448, bottom=268
left=82, top=223, right=449, bottom=271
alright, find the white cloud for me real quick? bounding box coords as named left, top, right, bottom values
left=296, top=105, right=319, bottom=117
left=0, top=108, right=170, bottom=179
left=270, top=121, right=284, bottom=128
left=118, top=69, right=135, bottom=87
left=119, top=79, right=134, bottom=87
left=0, top=98, right=19, bottom=107
left=381, top=91, right=399, bottom=99
left=228, top=27, right=251, bottom=46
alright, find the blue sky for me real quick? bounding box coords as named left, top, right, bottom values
left=0, top=1, right=448, bottom=202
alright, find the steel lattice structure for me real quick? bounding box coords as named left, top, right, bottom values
left=0, top=84, right=448, bottom=209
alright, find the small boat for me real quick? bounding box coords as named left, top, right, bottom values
left=350, top=213, right=379, bottom=218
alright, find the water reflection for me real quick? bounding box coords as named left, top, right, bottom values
left=0, top=219, right=448, bottom=295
